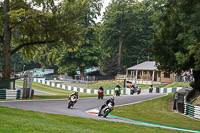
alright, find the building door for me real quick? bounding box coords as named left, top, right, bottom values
left=154, top=72, right=157, bottom=81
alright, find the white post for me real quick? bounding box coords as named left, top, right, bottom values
left=135, top=70, right=138, bottom=86
left=152, top=70, right=155, bottom=84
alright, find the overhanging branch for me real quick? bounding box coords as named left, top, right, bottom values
left=0, top=35, right=3, bottom=43
left=11, top=40, right=56, bottom=55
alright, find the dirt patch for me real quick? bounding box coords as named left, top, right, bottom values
left=192, top=95, right=200, bottom=106
left=168, top=99, right=174, bottom=111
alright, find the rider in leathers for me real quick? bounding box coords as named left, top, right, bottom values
left=98, top=97, right=115, bottom=116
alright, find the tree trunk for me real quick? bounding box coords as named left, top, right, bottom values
left=80, top=66, right=85, bottom=80
left=2, top=0, right=11, bottom=79
left=191, top=70, right=200, bottom=91
left=118, top=36, right=123, bottom=73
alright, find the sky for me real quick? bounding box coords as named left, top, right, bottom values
left=96, top=0, right=112, bottom=22
left=96, top=0, right=143, bottom=22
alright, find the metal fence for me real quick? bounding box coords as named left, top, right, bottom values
left=174, top=75, right=194, bottom=82
left=52, top=79, right=88, bottom=89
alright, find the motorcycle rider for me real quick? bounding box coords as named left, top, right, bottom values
left=137, top=85, right=141, bottom=94
left=116, top=84, right=121, bottom=89
left=98, top=96, right=115, bottom=116
left=69, top=91, right=79, bottom=103
left=149, top=85, right=153, bottom=93
left=99, top=86, right=104, bottom=91
left=115, top=84, right=121, bottom=96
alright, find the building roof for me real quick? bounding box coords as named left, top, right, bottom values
left=127, top=61, right=157, bottom=71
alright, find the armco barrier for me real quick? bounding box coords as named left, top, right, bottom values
left=156, top=87, right=183, bottom=93
left=34, top=78, right=126, bottom=95
left=184, top=103, right=200, bottom=119
left=0, top=89, right=23, bottom=100
left=183, top=89, right=200, bottom=120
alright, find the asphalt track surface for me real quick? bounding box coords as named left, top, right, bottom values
left=0, top=93, right=165, bottom=120
left=1, top=93, right=199, bottom=132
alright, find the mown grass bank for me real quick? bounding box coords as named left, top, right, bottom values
left=0, top=106, right=182, bottom=133
left=15, top=81, right=97, bottom=99
left=162, top=82, right=190, bottom=88
left=88, top=80, right=162, bottom=90
left=111, top=94, right=200, bottom=131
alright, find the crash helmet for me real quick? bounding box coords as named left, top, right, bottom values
left=111, top=96, right=115, bottom=101
left=75, top=91, right=78, bottom=95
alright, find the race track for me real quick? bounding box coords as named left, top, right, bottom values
left=1, top=92, right=199, bottom=133
left=0, top=93, right=165, bottom=122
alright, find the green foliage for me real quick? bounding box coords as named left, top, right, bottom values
left=101, top=0, right=154, bottom=75
left=112, top=94, right=200, bottom=131
left=151, top=0, right=200, bottom=90
left=33, top=0, right=103, bottom=79
left=0, top=106, right=180, bottom=133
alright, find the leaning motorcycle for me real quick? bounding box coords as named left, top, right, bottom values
left=98, top=103, right=114, bottom=117
left=68, top=95, right=77, bottom=108
left=98, top=90, right=104, bottom=99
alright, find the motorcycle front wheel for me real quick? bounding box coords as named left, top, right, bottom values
left=68, top=101, right=73, bottom=108
left=104, top=109, right=111, bottom=117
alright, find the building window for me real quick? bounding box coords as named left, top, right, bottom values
left=164, top=73, right=170, bottom=78
left=158, top=72, right=161, bottom=77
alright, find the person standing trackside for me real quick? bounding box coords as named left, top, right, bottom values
left=129, top=83, right=132, bottom=88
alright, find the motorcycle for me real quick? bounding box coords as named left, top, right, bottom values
left=137, top=86, right=141, bottom=94
left=130, top=86, right=136, bottom=95
left=68, top=95, right=77, bottom=108
left=115, top=87, right=121, bottom=96
left=98, top=103, right=114, bottom=117
left=98, top=90, right=104, bottom=99
left=130, top=86, right=141, bottom=95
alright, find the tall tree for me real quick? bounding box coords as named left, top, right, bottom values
left=33, top=0, right=103, bottom=80
left=0, top=0, right=82, bottom=79
left=151, top=0, right=200, bottom=90
left=101, top=0, right=154, bottom=75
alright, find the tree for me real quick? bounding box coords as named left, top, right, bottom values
left=33, top=0, right=103, bottom=80
left=0, top=0, right=83, bottom=79
left=102, top=50, right=119, bottom=78
left=151, top=0, right=200, bottom=90
left=101, top=0, right=154, bottom=74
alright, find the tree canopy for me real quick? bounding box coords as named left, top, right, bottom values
left=101, top=0, right=154, bottom=74
left=151, top=0, right=200, bottom=90
left=0, top=0, right=91, bottom=79
left=33, top=0, right=103, bottom=79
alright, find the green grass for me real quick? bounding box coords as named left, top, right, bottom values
left=15, top=81, right=97, bottom=99
left=87, top=80, right=162, bottom=90
left=111, top=94, right=200, bottom=131
left=192, top=95, right=200, bottom=106
left=88, top=80, right=123, bottom=90
left=162, top=82, right=190, bottom=88
left=0, top=106, right=182, bottom=133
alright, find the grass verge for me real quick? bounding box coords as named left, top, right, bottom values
left=111, top=94, right=200, bottom=131
left=0, top=106, right=182, bottom=133
left=15, top=81, right=97, bottom=99
left=162, top=82, right=190, bottom=88
left=88, top=80, right=162, bottom=90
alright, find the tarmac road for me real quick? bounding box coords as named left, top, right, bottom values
left=0, top=93, right=165, bottom=121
